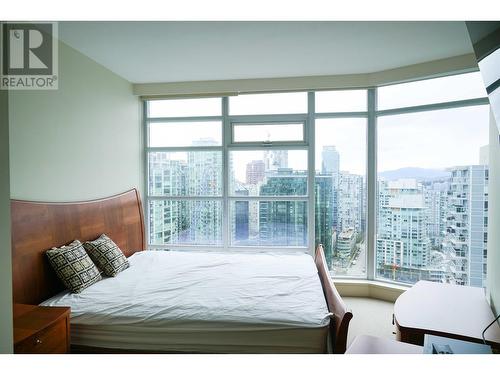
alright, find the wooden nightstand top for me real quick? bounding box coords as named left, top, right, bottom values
left=13, top=303, right=70, bottom=345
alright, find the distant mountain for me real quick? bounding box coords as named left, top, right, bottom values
left=378, top=167, right=450, bottom=181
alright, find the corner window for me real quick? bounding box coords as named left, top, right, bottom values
left=144, top=71, right=490, bottom=288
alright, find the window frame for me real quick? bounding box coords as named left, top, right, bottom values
left=373, top=78, right=490, bottom=286
left=313, top=101, right=370, bottom=280
left=225, top=97, right=312, bottom=251
left=143, top=70, right=490, bottom=285
left=144, top=99, right=225, bottom=250
left=231, top=121, right=307, bottom=145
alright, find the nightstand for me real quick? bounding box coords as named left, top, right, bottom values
left=13, top=303, right=71, bottom=354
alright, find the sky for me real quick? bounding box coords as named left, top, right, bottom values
left=315, top=118, right=366, bottom=175
left=148, top=71, right=490, bottom=178
left=378, top=105, right=489, bottom=171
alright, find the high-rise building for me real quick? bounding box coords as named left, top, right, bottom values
left=260, top=168, right=307, bottom=195
left=148, top=153, right=185, bottom=244
left=234, top=188, right=249, bottom=242
left=424, top=182, right=448, bottom=248
left=442, top=165, right=489, bottom=287
left=264, top=150, right=288, bottom=171
left=149, top=138, right=223, bottom=246
left=246, top=160, right=265, bottom=184
left=246, top=184, right=260, bottom=239
left=479, top=145, right=489, bottom=165
left=337, top=227, right=356, bottom=260
left=315, top=174, right=334, bottom=265
left=259, top=169, right=307, bottom=246
left=187, top=139, right=222, bottom=244
left=321, top=146, right=340, bottom=175
left=321, top=146, right=340, bottom=231
left=188, top=138, right=221, bottom=196
left=338, top=172, right=364, bottom=234
left=377, top=179, right=431, bottom=282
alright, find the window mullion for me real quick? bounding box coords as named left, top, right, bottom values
left=307, top=91, right=315, bottom=257
left=227, top=196, right=308, bottom=201
left=367, top=88, right=377, bottom=281
left=147, top=196, right=223, bottom=201
left=143, top=100, right=150, bottom=248
left=222, top=97, right=230, bottom=252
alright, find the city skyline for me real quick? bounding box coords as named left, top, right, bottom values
left=148, top=141, right=489, bottom=287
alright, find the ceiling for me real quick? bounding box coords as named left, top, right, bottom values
left=59, top=21, right=474, bottom=84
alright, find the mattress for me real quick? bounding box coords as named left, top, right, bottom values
left=41, top=250, right=331, bottom=353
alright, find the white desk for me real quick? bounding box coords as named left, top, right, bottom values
left=394, top=281, right=500, bottom=349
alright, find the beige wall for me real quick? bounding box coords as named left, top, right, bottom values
left=9, top=41, right=142, bottom=201
left=4, top=40, right=141, bottom=353
left=488, top=110, right=500, bottom=314
left=0, top=88, right=13, bottom=353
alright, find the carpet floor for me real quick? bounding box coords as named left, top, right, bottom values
left=343, top=297, right=396, bottom=348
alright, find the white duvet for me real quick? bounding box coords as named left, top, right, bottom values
left=42, top=250, right=331, bottom=329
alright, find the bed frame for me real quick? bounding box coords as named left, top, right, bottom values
left=11, top=188, right=352, bottom=354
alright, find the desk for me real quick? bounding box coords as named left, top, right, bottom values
left=394, top=281, right=500, bottom=349
left=346, top=335, right=423, bottom=354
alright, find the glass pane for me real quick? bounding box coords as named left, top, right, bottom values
left=229, top=92, right=308, bottom=115
left=315, top=119, right=367, bottom=278
left=233, top=123, right=304, bottom=143
left=315, top=90, right=367, bottom=113
left=149, top=121, right=222, bottom=147
left=149, top=152, right=222, bottom=196
left=377, top=105, right=489, bottom=286
left=148, top=98, right=221, bottom=117
left=229, top=150, right=308, bottom=196
left=378, top=72, right=487, bottom=110
left=230, top=201, right=307, bottom=247
left=149, top=200, right=222, bottom=246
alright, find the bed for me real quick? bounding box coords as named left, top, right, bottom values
left=11, top=189, right=352, bottom=354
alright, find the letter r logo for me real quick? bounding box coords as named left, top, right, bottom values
left=2, top=23, right=53, bottom=75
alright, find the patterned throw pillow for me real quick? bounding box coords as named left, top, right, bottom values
left=82, top=234, right=129, bottom=277
left=46, top=240, right=102, bottom=293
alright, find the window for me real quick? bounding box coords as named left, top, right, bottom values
left=233, top=123, right=304, bottom=143
left=145, top=71, right=489, bottom=287
left=149, top=200, right=222, bottom=246
left=230, top=200, right=308, bottom=247
left=148, top=97, right=221, bottom=117
left=146, top=98, right=223, bottom=247
left=229, top=150, right=308, bottom=196
left=229, top=92, right=308, bottom=115
left=315, top=118, right=367, bottom=278
left=376, top=103, right=489, bottom=287
left=149, top=151, right=222, bottom=196
left=149, top=122, right=222, bottom=147
left=229, top=100, right=310, bottom=248
left=315, top=89, right=367, bottom=113
left=229, top=149, right=309, bottom=247
left=377, top=72, right=487, bottom=110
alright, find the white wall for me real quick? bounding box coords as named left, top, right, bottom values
left=0, top=88, right=13, bottom=353
left=9, top=40, right=142, bottom=201
left=488, top=110, right=500, bottom=314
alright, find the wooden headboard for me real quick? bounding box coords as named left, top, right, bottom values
left=11, top=189, right=145, bottom=305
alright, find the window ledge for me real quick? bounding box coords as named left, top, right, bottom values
left=332, top=279, right=409, bottom=303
